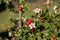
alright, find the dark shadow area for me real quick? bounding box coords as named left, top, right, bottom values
left=0, top=2, right=7, bottom=12
left=37, top=25, right=45, bottom=31
left=8, top=0, right=19, bottom=9
left=57, top=33, right=60, bottom=37
left=0, top=31, right=10, bottom=40
left=0, top=31, right=13, bottom=40
left=8, top=1, right=15, bottom=9
left=0, top=26, right=18, bottom=40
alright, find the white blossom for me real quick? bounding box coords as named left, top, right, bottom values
left=29, top=23, right=35, bottom=29
left=31, top=23, right=35, bottom=28
left=53, top=5, right=57, bottom=10
left=34, top=8, right=40, bottom=13
left=46, top=0, right=50, bottom=4
left=8, top=32, right=12, bottom=37
left=53, top=5, right=58, bottom=13
left=54, top=10, right=57, bottom=13
left=29, top=24, right=33, bottom=29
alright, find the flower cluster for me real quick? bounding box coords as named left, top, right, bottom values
left=33, top=7, right=40, bottom=13
left=26, top=20, right=35, bottom=32
left=43, top=0, right=51, bottom=5
left=53, top=5, right=58, bottom=14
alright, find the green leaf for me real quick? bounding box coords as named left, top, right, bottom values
left=36, top=32, right=41, bottom=36
left=19, top=0, right=27, bottom=4
left=45, top=23, right=50, bottom=29
left=17, top=32, right=22, bottom=37
left=0, top=0, right=2, bottom=4
left=56, top=22, right=60, bottom=27
left=22, top=36, right=26, bottom=40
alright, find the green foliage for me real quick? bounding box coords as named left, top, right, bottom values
left=0, top=0, right=2, bottom=4
left=19, top=0, right=27, bottom=4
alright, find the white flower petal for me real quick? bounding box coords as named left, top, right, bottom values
left=29, top=23, right=35, bottom=29
left=9, top=32, right=12, bottom=37
left=53, top=5, right=58, bottom=10
left=54, top=10, right=57, bottom=13
left=46, top=0, right=50, bottom=4
left=33, top=26, right=35, bottom=28
left=29, top=24, right=32, bottom=27
left=46, top=2, right=49, bottom=4
left=39, top=8, right=40, bottom=11
left=31, top=23, right=35, bottom=28
left=29, top=24, right=33, bottom=29
left=30, top=26, right=33, bottom=29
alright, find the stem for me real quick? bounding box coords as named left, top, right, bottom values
left=19, top=11, right=22, bottom=30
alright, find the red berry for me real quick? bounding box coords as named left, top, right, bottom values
left=26, top=22, right=31, bottom=26
left=28, top=20, right=32, bottom=23
left=52, top=37, right=56, bottom=40
left=30, top=28, right=35, bottom=33
left=26, top=20, right=32, bottom=26
left=18, top=6, right=23, bottom=11
left=40, top=17, right=44, bottom=21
